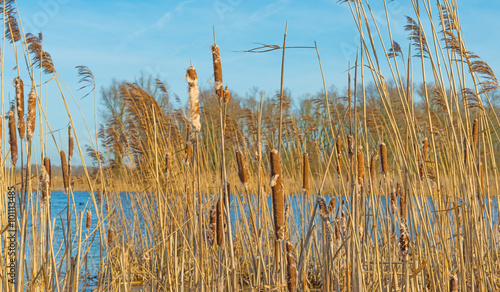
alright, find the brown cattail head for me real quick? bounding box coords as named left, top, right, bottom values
left=68, top=125, right=74, bottom=161
left=327, top=197, right=336, bottom=215
left=185, top=183, right=192, bottom=214
left=317, top=197, right=328, bottom=219
left=216, top=194, right=224, bottom=246
left=26, top=87, right=36, bottom=142
left=270, top=149, right=285, bottom=241
left=60, top=151, right=69, bottom=194
left=302, top=152, right=309, bottom=193
left=463, top=137, right=469, bottom=169
left=223, top=85, right=231, bottom=104
left=399, top=184, right=406, bottom=219
left=398, top=223, right=410, bottom=257
left=472, top=118, right=479, bottom=152
left=14, top=77, right=25, bottom=139
left=369, top=151, right=379, bottom=184
left=8, top=109, right=18, bottom=165
left=347, top=135, right=354, bottom=159
left=379, top=142, right=388, bottom=176
left=336, top=137, right=342, bottom=176
left=95, top=191, right=102, bottom=205
left=108, top=228, right=113, bottom=247
left=422, top=138, right=429, bottom=161
left=164, top=152, right=171, bottom=178
left=235, top=149, right=248, bottom=187
left=211, top=44, right=223, bottom=103
left=286, top=241, right=297, bottom=292
left=39, top=164, right=50, bottom=204
left=390, top=186, right=397, bottom=214
left=86, top=209, right=91, bottom=230
left=186, top=65, right=201, bottom=132
left=357, top=146, right=364, bottom=187
left=44, top=157, right=51, bottom=189
left=449, top=275, right=458, bottom=292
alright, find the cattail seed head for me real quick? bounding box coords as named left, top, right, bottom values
left=164, top=152, right=171, bottom=178
left=216, top=195, right=224, bottom=246
left=68, top=125, right=74, bottom=160
left=357, top=146, right=364, bottom=187
left=327, top=197, right=336, bottom=215
left=336, top=137, right=342, bottom=176
left=108, top=228, right=113, bottom=247
left=399, top=189, right=406, bottom=219
left=270, top=149, right=285, bottom=241
left=472, top=118, right=479, bottom=152
left=422, top=138, right=429, bottom=161
left=398, top=223, right=410, bottom=257
left=208, top=203, right=217, bottom=246
left=302, top=152, right=309, bottom=193
left=8, top=109, right=18, bottom=165
left=235, top=149, right=248, bottom=187
left=347, top=135, right=354, bottom=158
left=223, top=85, right=230, bottom=104
left=317, top=197, right=328, bottom=219
left=86, top=209, right=91, bottom=230
left=185, top=183, right=192, bottom=214
left=39, top=164, right=50, bottom=204
left=286, top=241, right=297, bottom=292
left=390, top=186, right=397, bottom=214
left=370, top=151, right=379, bottom=184
left=211, top=44, right=223, bottom=103
left=44, top=157, right=51, bottom=189
left=60, top=151, right=69, bottom=194
left=379, top=142, right=388, bottom=176
left=14, top=77, right=25, bottom=139
left=26, top=87, right=36, bottom=142
left=463, top=137, right=469, bottom=169
left=186, top=65, right=201, bottom=132
left=449, top=275, right=458, bottom=292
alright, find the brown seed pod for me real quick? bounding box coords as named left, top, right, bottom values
left=44, top=157, right=51, bottom=189
left=379, top=142, right=388, bottom=176
left=327, top=197, right=336, bottom=215
left=216, top=194, right=224, bottom=246
left=270, top=149, right=285, bottom=241
left=336, top=137, right=342, bottom=177
left=8, top=109, right=18, bottom=165
left=317, top=197, right=328, bottom=219
left=26, top=87, right=36, bottom=142
left=108, top=228, right=113, bottom=247
left=223, top=85, right=231, bottom=104
left=370, top=151, right=378, bottom=184
left=86, top=209, right=91, bottom=230
left=472, top=118, right=479, bottom=152
left=347, top=135, right=354, bottom=159
left=235, top=149, right=248, bottom=187
left=211, top=44, right=223, bottom=103
left=186, top=65, right=201, bottom=132
left=208, top=203, right=217, bottom=246
left=286, top=241, right=297, bottom=292
left=422, top=138, right=429, bottom=161
left=185, top=183, right=192, bottom=215
left=302, top=152, right=309, bottom=192
left=40, top=164, right=50, bottom=204
left=390, top=186, right=397, bottom=214
left=60, top=151, right=69, bottom=194
left=14, top=77, right=25, bottom=139
left=357, top=146, right=364, bottom=187
left=398, top=223, right=410, bottom=257
left=449, top=275, right=458, bottom=292
left=399, top=194, right=406, bottom=219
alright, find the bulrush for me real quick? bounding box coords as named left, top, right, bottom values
left=327, top=197, right=336, bottom=215
left=286, top=241, right=297, bottom=292
left=398, top=222, right=410, bottom=257
left=357, top=146, right=364, bottom=187
left=270, top=149, right=285, bottom=241
left=223, top=85, right=230, bottom=104
left=60, top=151, right=69, bottom=194
left=186, top=65, right=201, bottom=132
left=26, top=87, right=36, bottom=142
left=369, top=151, right=378, bottom=184
left=39, top=164, right=50, bottom=204
left=44, top=157, right=51, bottom=189
left=422, top=138, right=429, bottom=161
left=379, top=142, right=388, bottom=177
left=68, top=125, right=74, bottom=177
left=398, top=183, right=406, bottom=220
left=86, top=209, right=91, bottom=230
left=8, top=108, right=18, bottom=165
left=449, top=275, right=458, bottom=292
left=108, top=228, right=113, bottom=247
left=216, top=194, right=224, bottom=246
left=164, top=152, right=171, bottom=178
left=472, top=118, right=479, bottom=152
left=211, top=44, right=223, bottom=102
left=235, top=149, right=248, bottom=187
left=302, top=152, right=309, bottom=193
left=347, top=134, right=354, bottom=159
left=14, top=77, right=25, bottom=139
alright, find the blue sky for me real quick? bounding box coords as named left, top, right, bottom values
left=6, top=0, right=500, bottom=165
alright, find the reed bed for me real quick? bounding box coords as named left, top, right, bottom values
left=1, top=0, right=500, bottom=291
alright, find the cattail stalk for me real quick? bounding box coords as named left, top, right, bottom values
left=68, top=125, right=73, bottom=178
left=270, top=149, right=285, bottom=241
left=472, top=118, right=479, bottom=152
